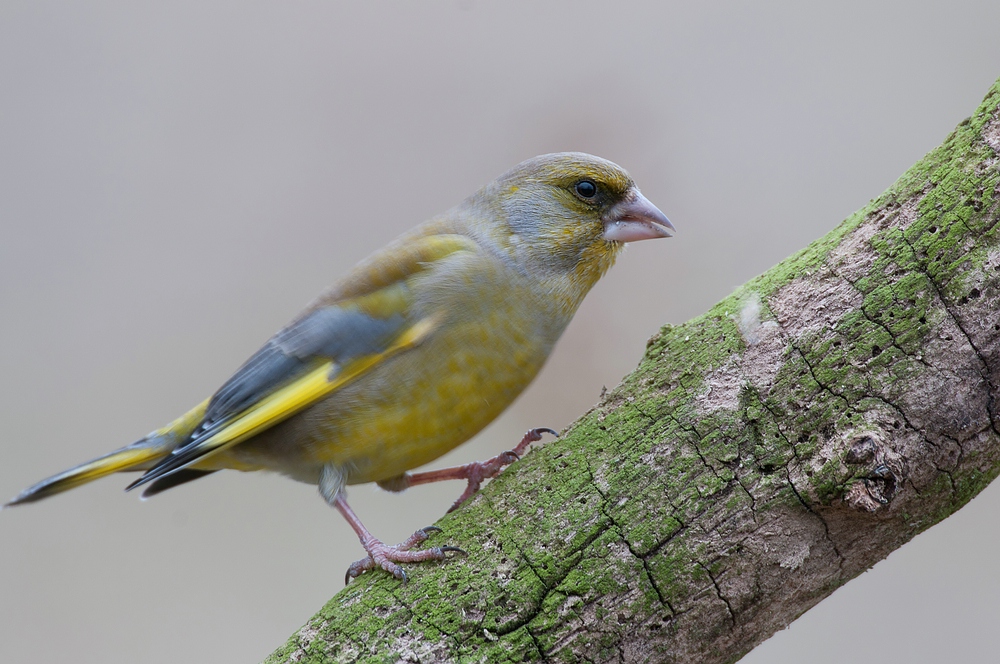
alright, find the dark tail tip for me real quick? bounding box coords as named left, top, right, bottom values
left=139, top=469, right=218, bottom=499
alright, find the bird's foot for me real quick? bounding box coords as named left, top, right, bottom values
left=444, top=427, right=557, bottom=512
left=380, top=428, right=558, bottom=511
left=345, top=526, right=465, bottom=584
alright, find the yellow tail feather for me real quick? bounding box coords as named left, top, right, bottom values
left=4, top=443, right=167, bottom=507
left=4, top=399, right=209, bottom=508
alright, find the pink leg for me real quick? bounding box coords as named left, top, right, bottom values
left=334, top=494, right=464, bottom=584
left=381, top=428, right=557, bottom=513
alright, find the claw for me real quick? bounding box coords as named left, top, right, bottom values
left=343, top=526, right=463, bottom=583
left=510, top=428, right=557, bottom=457
left=345, top=556, right=376, bottom=585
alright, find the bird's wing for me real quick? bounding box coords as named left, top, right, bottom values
left=126, top=233, right=477, bottom=491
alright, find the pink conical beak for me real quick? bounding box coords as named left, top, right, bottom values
left=602, top=190, right=674, bottom=243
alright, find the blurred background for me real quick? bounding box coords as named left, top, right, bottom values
left=2, top=2, right=999, bottom=662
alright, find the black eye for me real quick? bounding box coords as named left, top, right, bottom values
left=574, top=180, right=597, bottom=199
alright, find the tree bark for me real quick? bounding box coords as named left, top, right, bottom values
left=264, top=78, right=1000, bottom=664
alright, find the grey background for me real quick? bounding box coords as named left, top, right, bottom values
left=2, top=2, right=999, bottom=662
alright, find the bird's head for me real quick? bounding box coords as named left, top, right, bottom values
left=473, top=152, right=673, bottom=291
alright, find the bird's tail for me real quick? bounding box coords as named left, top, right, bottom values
left=4, top=441, right=170, bottom=507
left=4, top=399, right=209, bottom=508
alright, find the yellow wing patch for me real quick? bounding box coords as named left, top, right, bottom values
left=169, top=314, right=442, bottom=467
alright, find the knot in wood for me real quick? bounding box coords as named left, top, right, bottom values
left=842, top=433, right=908, bottom=513
left=844, top=435, right=878, bottom=465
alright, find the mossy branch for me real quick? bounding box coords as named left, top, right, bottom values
left=265, top=78, right=1000, bottom=664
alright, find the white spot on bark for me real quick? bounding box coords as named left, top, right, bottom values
left=779, top=541, right=811, bottom=570
left=737, top=295, right=778, bottom=346
left=697, top=294, right=787, bottom=412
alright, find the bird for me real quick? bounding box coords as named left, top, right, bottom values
left=5, top=152, right=673, bottom=582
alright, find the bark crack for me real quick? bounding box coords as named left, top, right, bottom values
left=697, top=561, right=736, bottom=626
left=792, top=344, right=852, bottom=409
left=490, top=513, right=609, bottom=639
left=898, top=222, right=1000, bottom=439
left=525, top=626, right=546, bottom=661
left=833, top=264, right=933, bottom=371
left=584, top=456, right=675, bottom=614
left=755, top=394, right=847, bottom=569
left=784, top=462, right=846, bottom=571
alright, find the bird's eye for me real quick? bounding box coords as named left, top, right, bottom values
left=574, top=180, right=597, bottom=199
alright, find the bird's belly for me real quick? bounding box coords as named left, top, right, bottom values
left=224, top=309, right=551, bottom=485
left=340, top=342, right=539, bottom=483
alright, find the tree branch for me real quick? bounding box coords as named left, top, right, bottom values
left=265, top=78, right=1000, bottom=664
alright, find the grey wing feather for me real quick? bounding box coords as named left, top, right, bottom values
left=203, top=307, right=407, bottom=430
left=124, top=306, right=409, bottom=492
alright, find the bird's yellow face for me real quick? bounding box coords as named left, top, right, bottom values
left=480, top=152, right=673, bottom=291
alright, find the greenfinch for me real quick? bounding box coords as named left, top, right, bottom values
left=6, top=152, right=673, bottom=581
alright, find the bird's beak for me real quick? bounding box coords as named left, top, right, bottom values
left=602, top=190, right=674, bottom=243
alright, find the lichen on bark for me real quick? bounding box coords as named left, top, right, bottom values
left=265, top=78, right=1000, bottom=664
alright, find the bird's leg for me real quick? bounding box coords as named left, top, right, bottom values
left=321, top=465, right=463, bottom=584
left=332, top=495, right=464, bottom=583
left=379, top=428, right=557, bottom=513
